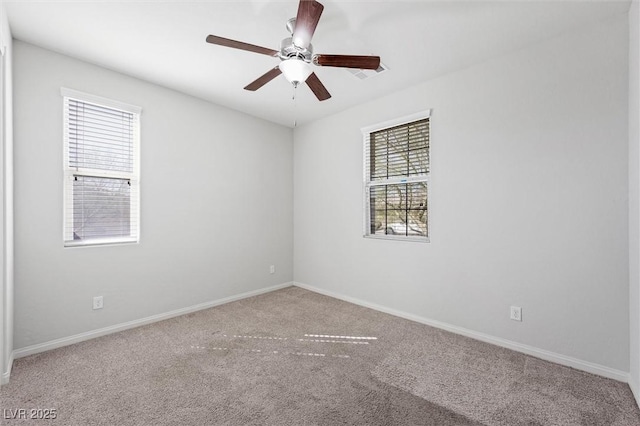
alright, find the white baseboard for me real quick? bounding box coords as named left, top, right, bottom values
left=13, top=282, right=293, bottom=360
left=1, top=351, right=14, bottom=385
left=294, top=282, right=629, bottom=383
left=630, top=376, right=640, bottom=408
left=6, top=281, right=632, bottom=387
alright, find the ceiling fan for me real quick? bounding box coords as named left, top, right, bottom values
left=205, top=0, right=381, bottom=101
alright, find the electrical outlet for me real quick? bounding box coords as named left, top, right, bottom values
left=270, top=265, right=275, bottom=274
left=510, top=306, right=522, bottom=321
left=93, top=296, right=103, bottom=310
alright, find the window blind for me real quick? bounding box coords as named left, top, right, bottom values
left=67, top=99, right=134, bottom=173
left=363, top=112, right=430, bottom=240
left=370, top=119, right=430, bottom=181
left=62, top=89, right=140, bottom=246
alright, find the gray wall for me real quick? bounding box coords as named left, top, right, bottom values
left=0, top=2, right=14, bottom=384
left=293, top=16, right=629, bottom=372
left=629, top=0, right=640, bottom=402
left=13, top=41, right=293, bottom=349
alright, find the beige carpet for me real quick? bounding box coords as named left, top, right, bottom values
left=1, top=287, right=638, bottom=425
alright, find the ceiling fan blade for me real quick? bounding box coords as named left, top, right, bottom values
left=206, top=35, right=278, bottom=57
left=292, top=0, right=324, bottom=49
left=244, top=67, right=283, bottom=91
left=305, top=72, right=331, bottom=101
left=313, top=54, right=380, bottom=70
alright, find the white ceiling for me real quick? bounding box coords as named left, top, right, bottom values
left=4, top=0, right=631, bottom=128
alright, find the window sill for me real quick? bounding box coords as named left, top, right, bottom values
left=364, top=234, right=430, bottom=243
left=64, top=238, right=139, bottom=248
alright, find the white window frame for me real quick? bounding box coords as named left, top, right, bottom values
left=61, top=87, right=141, bottom=247
left=362, top=110, right=431, bottom=243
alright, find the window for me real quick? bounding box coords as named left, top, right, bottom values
left=62, top=88, right=141, bottom=246
left=363, top=111, right=430, bottom=241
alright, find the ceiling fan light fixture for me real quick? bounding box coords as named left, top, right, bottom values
left=279, top=58, right=312, bottom=84
left=205, top=0, right=377, bottom=101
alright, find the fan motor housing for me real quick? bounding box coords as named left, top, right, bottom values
left=279, top=37, right=313, bottom=62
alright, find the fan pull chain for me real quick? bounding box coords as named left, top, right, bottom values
left=292, top=82, right=298, bottom=127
